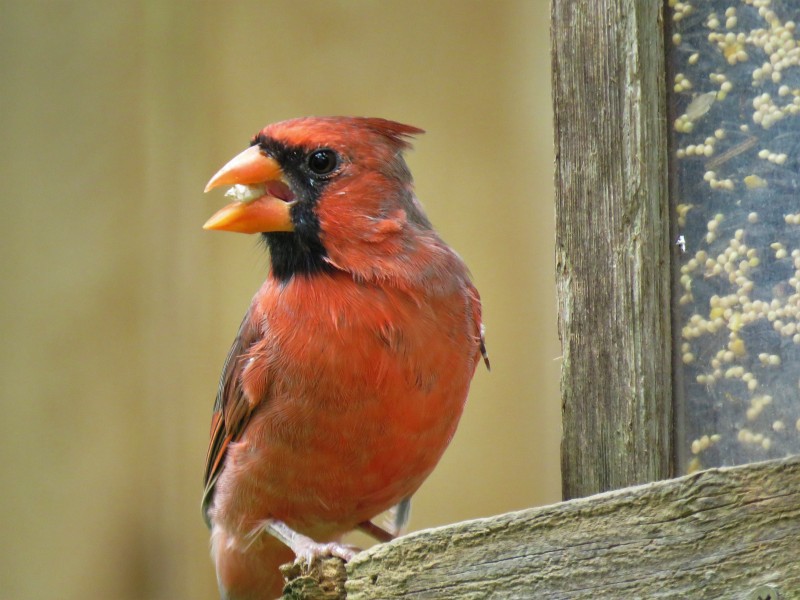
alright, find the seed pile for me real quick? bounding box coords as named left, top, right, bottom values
left=668, top=0, right=800, bottom=472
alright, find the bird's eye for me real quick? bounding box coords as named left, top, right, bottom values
left=306, top=149, right=338, bottom=176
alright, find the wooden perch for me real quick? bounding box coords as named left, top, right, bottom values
left=281, top=456, right=800, bottom=598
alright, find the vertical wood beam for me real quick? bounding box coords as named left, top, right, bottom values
left=552, top=0, right=673, bottom=499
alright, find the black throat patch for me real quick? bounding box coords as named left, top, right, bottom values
left=254, top=135, right=337, bottom=282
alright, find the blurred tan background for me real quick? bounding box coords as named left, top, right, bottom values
left=0, top=2, right=558, bottom=599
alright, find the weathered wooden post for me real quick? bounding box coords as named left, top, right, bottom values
left=553, top=0, right=673, bottom=499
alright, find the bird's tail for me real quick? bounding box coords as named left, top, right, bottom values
left=212, top=525, right=295, bottom=600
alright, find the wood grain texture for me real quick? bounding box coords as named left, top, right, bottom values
left=552, top=0, right=673, bottom=499
left=280, top=558, right=347, bottom=600
left=281, top=457, right=800, bottom=598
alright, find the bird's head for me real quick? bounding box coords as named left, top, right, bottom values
left=204, top=117, right=444, bottom=283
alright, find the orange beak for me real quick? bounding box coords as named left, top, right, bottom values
left=203, top=145, right=295, bottom=233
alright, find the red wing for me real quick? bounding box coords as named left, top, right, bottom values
left=202, top=310, right=262, bottom=525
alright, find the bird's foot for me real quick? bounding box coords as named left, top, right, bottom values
left=357, top=520, right=396, bottom=543
left=263, top=519, right=359, bottom=567
left=293, top=540, right=359, bottom=566
left=356, top=496, right=412, bottom=542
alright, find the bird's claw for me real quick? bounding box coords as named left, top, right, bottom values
left=263, top=519, right=360, bottom=566
left=293, top=541, right=359, bottom=567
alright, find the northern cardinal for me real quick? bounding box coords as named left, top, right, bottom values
left=202, top=117, right=488, bottom=599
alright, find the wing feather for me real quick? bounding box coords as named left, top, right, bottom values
left=201, top=310, right=262, bottom=526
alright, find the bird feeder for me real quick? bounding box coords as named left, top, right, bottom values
left=667, top=0, right=800, bottom=473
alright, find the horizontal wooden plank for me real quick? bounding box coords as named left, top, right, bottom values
left=282, top=457, right=800, bottom=598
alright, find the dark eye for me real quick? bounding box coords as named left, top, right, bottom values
left=306, top=149, right=338, bottom=176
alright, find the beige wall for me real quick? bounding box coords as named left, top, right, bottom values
left=0, top=2, right=559, bottom=599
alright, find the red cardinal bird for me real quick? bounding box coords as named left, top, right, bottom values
left=202, top=117, right=488, bottom=599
